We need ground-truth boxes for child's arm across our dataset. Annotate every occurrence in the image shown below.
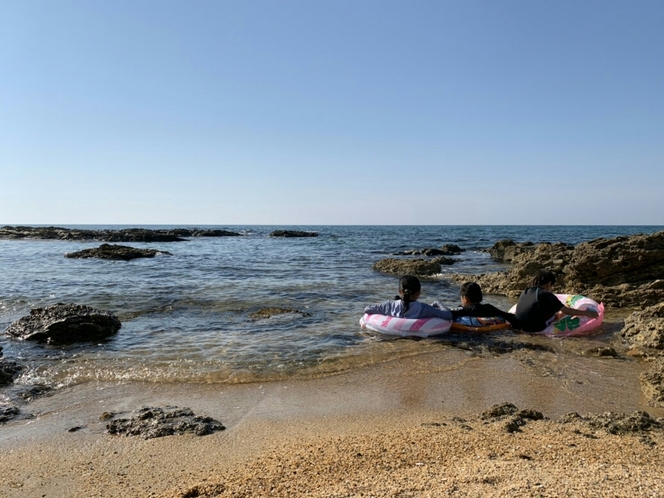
[560,306,599,319]
[364,300,394,315]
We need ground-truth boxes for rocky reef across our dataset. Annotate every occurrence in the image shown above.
[372,258,442,277]
[269,230,318,237]
[0,226,242,242]
[5,303,122,344]
[452,231,664,308]
[65,243,172,261]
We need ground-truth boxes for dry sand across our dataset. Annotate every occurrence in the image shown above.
[1,347,663,498]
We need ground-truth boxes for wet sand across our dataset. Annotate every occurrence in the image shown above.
[1,346,663,497]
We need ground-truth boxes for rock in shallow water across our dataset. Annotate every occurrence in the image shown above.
[5,303,121,344]
[621,303,664,349]
[269,230,318,237]
[372,258,441,276]
[65,243,172,261]
[106,406,225,439]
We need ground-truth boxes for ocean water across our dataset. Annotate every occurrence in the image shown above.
[0,225,661,388]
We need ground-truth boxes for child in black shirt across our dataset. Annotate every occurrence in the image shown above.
[451,282,519,327]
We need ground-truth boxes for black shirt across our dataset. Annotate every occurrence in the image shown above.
[514,286,564,332]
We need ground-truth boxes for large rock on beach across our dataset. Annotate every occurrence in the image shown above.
[0,226,241,242]
[641,356,664,408]
[65,243,172,261]
[5,303,121,344]
[620,303,664,349]
[452,231,664,308]
[269,230,318,237]
[106,406,225,439]
[372,258,441,277]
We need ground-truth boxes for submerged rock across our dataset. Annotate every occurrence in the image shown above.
[65,243,172,261]
[0,360,22,387]
[0,226,241,242]
[372,258,441,277]
[0,404,20,424]
[106,406,225,439]
[269,230,318,237]
[249,308,311,319]
[394,245,465,257]
[621,303,664,349]
[453,231,664,308]
[5,303,121,344]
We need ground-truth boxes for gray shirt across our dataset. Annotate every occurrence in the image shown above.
[364,300,452,320]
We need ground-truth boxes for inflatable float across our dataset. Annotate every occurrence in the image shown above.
[450,316,511,333]
[359,313,452,338]
[508,294,604,337]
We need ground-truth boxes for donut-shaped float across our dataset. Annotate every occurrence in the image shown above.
[359,313,451,338]
[509,294,604,337]
[450,316,512,333]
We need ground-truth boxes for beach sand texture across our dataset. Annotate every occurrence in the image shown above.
[1,347,663,497]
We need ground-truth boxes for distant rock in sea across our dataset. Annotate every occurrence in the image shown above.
[65,244,172,261]
[269,230,318,237]
[0,226,242,242]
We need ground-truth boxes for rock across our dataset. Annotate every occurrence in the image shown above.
[65,244,172,261]
[560,410,662,434]
[453,231,664,308]
[269,230,318,237]
[641,356,664,407]
[487,240,535,263]
[5,303,121,344]
[431,256,456,266]
[440,244,465,255]
[0,226,242,242]
[372,258,441,277]
[393,245,464,257]
[621,303,664,349]
[582,347,618,357]
[249,308,311,319]
[480,403,543,433]
[0,404,20,423]
[0,360,22,386]
[106,406,225,439]
[480,402,519,419]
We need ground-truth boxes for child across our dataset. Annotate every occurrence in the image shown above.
[364,275,452,320]
[514,269,599,332]
[451,282,519,327]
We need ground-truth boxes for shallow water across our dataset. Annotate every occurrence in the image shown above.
[0,225,661,389]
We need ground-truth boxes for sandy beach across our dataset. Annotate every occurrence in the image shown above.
[1,344,663,498]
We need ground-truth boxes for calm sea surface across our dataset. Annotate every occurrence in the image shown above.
[1,225,661,388]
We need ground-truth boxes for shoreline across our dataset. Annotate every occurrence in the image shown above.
[1,348,663,497]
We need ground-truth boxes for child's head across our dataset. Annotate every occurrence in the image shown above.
[531,269,556,288]
[460,282,482,305]
[398,275,421,312]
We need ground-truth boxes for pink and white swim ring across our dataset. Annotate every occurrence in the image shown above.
[359,313,452,338]
[508,294,604,337]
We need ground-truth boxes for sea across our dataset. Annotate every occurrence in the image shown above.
[1,225,662,390]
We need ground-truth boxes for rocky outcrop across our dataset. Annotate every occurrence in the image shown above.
[621,303,664,349]
[269,230,318,237]
[65,244,172,261]
[106,406,225,439]
[487,239,535,263]
[5,303,121,344]
[560,410,662,434]
[453,231,664,308]
[395,245,465,257]
[0,226,242,242]
[641,356,664,408]
[372,258,441,277]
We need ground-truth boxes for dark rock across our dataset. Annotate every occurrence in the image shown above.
[481,402,519,419]
[269,230,318,237]
[249,308,311,319]
[0,226,242,242]
[372,258,441,277]
[453,231,664,308]
[65,243,172,261]
[504,416,526,433]
[106,406,225,439]
[14,384,53,401]
[5,303,121,344]
[487,239,535,263]
[440,244,465,255]
[0,360,22,386]
[641,356,664,407]
[621,303,664,349]
[0,404,20,423]
[517,409,544,420]
[431,256,457,266]
[584,411,661,435]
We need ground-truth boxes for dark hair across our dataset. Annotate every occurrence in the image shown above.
[460,282,482,304]
[531,269,556,287]
[397,275,421,313]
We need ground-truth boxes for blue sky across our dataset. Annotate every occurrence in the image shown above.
[1,1,663,225]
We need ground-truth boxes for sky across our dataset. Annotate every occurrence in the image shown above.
[1,1,663,225]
